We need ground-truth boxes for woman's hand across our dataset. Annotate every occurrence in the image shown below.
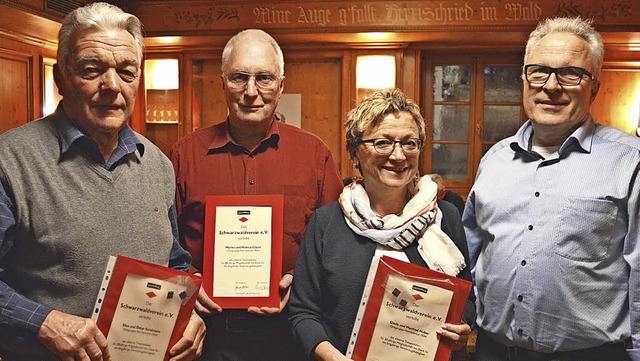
[436,322,471,351]
[314,341,353,361]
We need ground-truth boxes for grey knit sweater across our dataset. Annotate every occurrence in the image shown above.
[0,112,175,359]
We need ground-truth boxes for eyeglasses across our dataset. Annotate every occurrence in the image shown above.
[223,71,281,91]
[524,64,595,86]
[359,138,423,155]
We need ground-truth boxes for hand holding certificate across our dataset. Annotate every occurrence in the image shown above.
[92,255,201,361]
[203,194,284,309]
[347,256,471,361]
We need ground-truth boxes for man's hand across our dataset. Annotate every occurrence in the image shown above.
[194,274,222,315]
[436,322,472,352]
[248,273,293,316]
[38,310,111,361]
[168,310,206,360]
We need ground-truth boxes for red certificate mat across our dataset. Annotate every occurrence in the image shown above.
[203,194,284,309]
[92,255,201,361]
[350,256,472,361]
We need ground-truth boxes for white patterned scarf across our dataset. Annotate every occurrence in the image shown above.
[339,175,466,276]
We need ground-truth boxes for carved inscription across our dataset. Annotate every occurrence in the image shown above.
[339,5,376,25]
[140,1,638,31]
[254,7,291,24]
[174,7,239,27]
[480,5,498,20]
[554,1,632,20]
[255,2,544,26]
[385,3,475,24]
[297,6,331,26]
[174,10,213,27]
[505,3,543,20]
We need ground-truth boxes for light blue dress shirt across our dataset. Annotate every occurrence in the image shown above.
[463,116,640,358]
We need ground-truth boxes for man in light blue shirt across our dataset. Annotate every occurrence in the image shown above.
[463,17,640,361]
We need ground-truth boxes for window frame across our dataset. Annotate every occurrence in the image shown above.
[422,52,526,195]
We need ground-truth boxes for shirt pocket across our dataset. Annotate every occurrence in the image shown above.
[276,185,314,244]
[553,197,618,262]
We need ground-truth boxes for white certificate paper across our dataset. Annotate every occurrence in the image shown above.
[107,274,186,361]
[213,205,272,297]
[366,273,454,361]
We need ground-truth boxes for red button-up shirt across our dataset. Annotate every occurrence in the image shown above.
[169,119,343,274]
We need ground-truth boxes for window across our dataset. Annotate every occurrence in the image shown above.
[422,54,524,194]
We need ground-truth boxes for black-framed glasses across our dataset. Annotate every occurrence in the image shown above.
[524,64,595,86]
[359,138,423,155]
[223,71,281,91]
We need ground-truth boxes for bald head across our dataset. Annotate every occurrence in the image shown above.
[221,29,284,77]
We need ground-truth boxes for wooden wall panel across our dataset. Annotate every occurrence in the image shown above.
[0,2,60,48]
[590,68,640,135]
[340,51,355,178]
[0,2,58,135]
[400,49,421,102]
[145,122,178,155]
[284,57,343,173]
[190,57,226,131]
[0,50,31,134]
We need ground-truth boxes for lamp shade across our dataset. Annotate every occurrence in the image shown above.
[145,59,179,90]
[356,55,395,89]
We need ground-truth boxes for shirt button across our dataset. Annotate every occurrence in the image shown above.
[249,180,255,185]
[534,192,540,197]
[517,295,523,302]
[528,225,533,231]
[521,260,526,266]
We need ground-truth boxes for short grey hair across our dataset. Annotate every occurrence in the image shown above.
[525,17,604,77]
[57,2,144,69]
[221,29,285,76]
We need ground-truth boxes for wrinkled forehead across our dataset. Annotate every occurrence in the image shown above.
[68,28,142,65]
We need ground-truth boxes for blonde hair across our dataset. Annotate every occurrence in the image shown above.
[345,89,425,153]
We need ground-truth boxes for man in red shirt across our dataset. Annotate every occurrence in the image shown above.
[169,29,343,360]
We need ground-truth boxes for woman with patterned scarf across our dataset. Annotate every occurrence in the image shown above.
[288,88,474,361]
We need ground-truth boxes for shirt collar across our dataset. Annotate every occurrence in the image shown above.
[510,116,594,156]
[53,102,145,159]
[208,117,280,153]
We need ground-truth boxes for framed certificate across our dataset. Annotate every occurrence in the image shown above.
[347,256,471,361]
[203,194,284,309]
[92,255,201,361]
